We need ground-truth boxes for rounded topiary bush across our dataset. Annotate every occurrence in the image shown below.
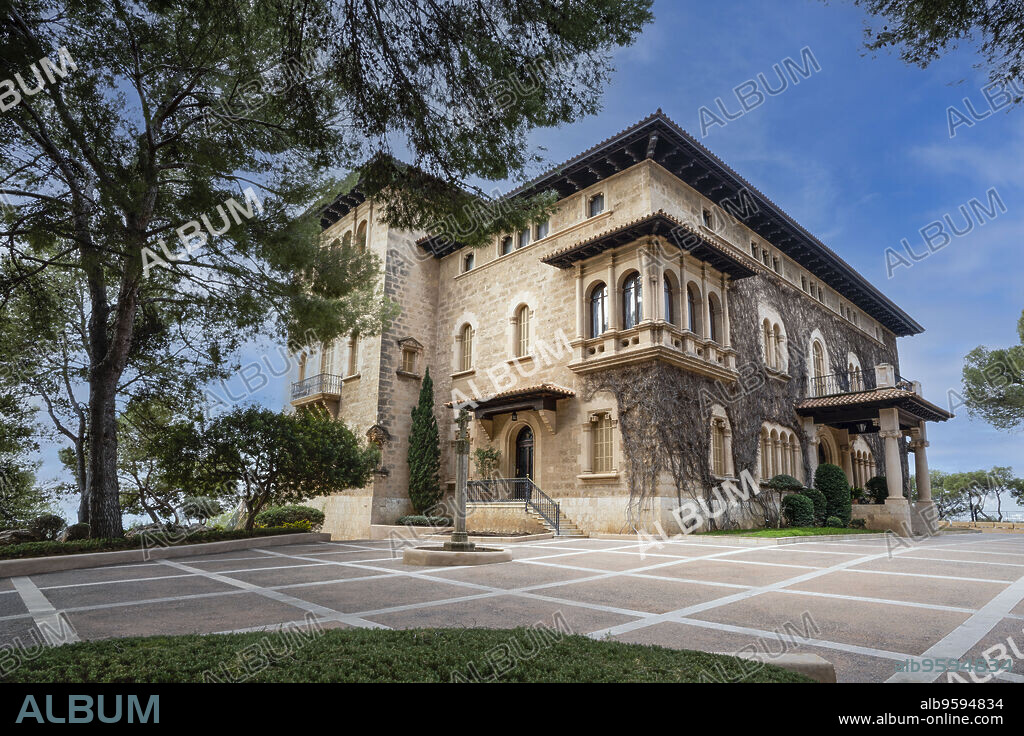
[767,474,803,492]
[825,515,844,528]
[814,463,852,527]
[253,506,325,532]
[781,494,815,527]
[800,487,827,525]
[61,522,90,541]
[30,514,66,541]
[865,476,889,505]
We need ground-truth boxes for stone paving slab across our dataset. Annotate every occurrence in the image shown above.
[2,533,1023,683]
[688,591,970,656]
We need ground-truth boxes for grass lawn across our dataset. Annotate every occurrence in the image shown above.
[0,628,813,683]
[699,526,877,537]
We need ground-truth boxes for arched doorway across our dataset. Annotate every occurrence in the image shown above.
[515,426,534,481]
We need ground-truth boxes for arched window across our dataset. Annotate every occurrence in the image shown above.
[592,413,613,473]
[811,340,826,395]
[622,272,642,329]
[773,324,783,369]
[500,236,513,256]
[459,324,473,372]
[711,418,727,477]
[297,352,308,382]
[663,274,675,325]
[687,285,698,334]
[516,306,530,357]
[708,294,721,344]
[356,221,368,251]
[342,231,352,248]
[589,282,608,338]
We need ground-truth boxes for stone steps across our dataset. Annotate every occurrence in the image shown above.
[526,509,587,537]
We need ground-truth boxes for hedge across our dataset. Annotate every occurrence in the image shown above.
[254,505,325,531]
[396,515,453,527]
[781,494,815,527]
[0,527,309,560]
[800,487,827,525]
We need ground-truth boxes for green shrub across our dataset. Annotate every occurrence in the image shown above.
[781,494,815,527]
[800,487,827,525]
[767,474,804,492]
[396,515,452,527]
[408,370,442,514]
[850,486,865,502]
[30,514,66,541]
[62,522,90,541]
[254,505,325,531]
[825,515,844,528]
[865,476,889,504]
[814,463,852,527]
[849,518,867,529]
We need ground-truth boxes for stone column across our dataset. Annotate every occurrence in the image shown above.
[838,430,854,485]
[701,264,711,339]
[575,264,585,340]
[679,252,689,332]
[445,409,475,552]
[803,417,819,482]
[607,254,620,332]
[879,408,904,501]
[911,422,932,502]
[721,275,731,348]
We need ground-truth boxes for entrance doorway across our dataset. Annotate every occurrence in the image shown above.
[515,425,534,481]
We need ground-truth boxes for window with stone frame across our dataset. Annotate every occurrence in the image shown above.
[516,305,531,357]
[588,193,605,218]
[592,413,614,473]
[459,324,473,372]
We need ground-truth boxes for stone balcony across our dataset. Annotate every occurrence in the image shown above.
[290,373,343,417]
[569,320,738,381]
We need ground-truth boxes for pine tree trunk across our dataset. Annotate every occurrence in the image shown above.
[86,371,123,538]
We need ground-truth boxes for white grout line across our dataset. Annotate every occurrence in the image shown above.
[10,576,80,646]
[158,559,388,631]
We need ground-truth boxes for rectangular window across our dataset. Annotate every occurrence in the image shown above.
[593,415,613,473]
[762,249,771,266]
[320,342,334,375]
[347,335,359,376]
[588,194,605,218]
[401,348,417,373]
[801,276,808,292]
[702,209,712,227]
[536,220,549,240]
[517,229,530,249]
[462,252,474,272]
[712,424,725,476]
[501,236,513,255]
[773,257,781,273]
[751,241,758,257]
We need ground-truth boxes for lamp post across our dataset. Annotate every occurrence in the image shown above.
[444,409,476,552]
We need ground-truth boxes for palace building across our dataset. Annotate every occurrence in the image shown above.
[289,111,951,539]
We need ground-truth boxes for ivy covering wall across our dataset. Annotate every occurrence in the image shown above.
[584,272,906,531]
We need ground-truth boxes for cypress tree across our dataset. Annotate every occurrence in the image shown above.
[408,369,441,513]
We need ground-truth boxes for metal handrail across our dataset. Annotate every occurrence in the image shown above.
[467,477,561,535]
[290,373,344,400]
[804,368,875,398]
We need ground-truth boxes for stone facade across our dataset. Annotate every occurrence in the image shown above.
[290,112,947,539]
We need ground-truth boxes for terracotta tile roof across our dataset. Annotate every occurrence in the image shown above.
[796,388,953,421]
[445,382,575,408]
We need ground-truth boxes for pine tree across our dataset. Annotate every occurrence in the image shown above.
[408,369,441,514]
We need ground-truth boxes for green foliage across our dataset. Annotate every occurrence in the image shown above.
[157,407,378,530]
[781,494,815,527]
[800,487,827,525]
[0,0,652,539]
[767,474,804,492]
[851,486,865,502]
[825,515,844,528]
[0,628,811,683]
[849,518,867,529]
[936,466,1024,522]
[473,447,502,480]
[814,463,852,527]
[396,515,453,527]
[865,476,889,504]
[961,310,1024,431]
[0,527,308,560]
[254,505,326,532]
[0,394,48,527]
[29,514,66,541]
[408,370,442,514]
[852,1,1024,106]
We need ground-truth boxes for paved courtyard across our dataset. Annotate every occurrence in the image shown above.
[2,532,1023,683]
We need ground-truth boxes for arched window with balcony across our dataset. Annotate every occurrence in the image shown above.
[458,324,473,372]
[515,305,531,357]
[356,220,368,251]
[622,272,642,329]
[589,282,608,338]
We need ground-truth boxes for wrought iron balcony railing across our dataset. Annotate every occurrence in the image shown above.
[802,368,915,398]
[290,373,344,401]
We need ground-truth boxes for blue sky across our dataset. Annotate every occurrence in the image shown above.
[38,0,1023,516]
